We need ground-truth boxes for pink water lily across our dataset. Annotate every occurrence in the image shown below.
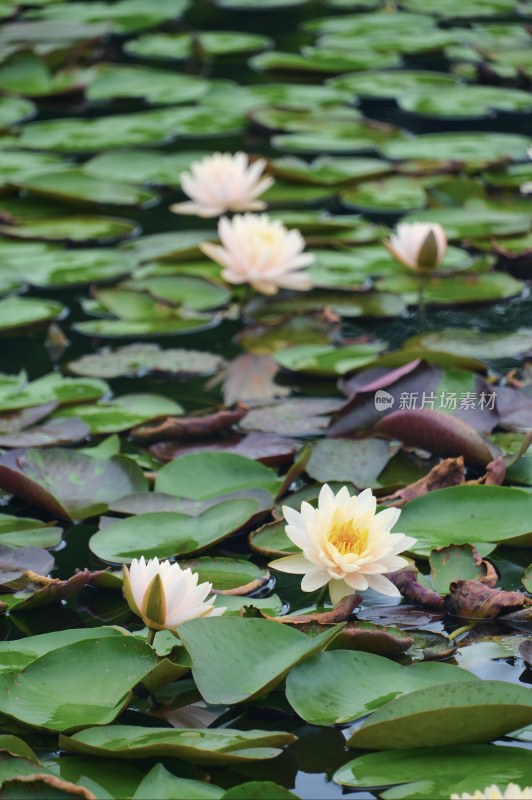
[385,221,447,272]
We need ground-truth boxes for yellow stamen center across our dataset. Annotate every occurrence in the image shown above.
[328,519,368,556]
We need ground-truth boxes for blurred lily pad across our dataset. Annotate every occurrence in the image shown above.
[381,133,531,167]
[330,69,459,98]
[83,149,210,188]
[56,394,183,434]
[25,0,190,35]
[375,273,525,305]
[17,168,157,207]
[87,65,210,105]
[0,215,138,243]
[125,31,273,60]
[0,96,35,129]
[0,297,64,333]
[67,344,225,379]
[405,328,532,360]
[274,342,385,376]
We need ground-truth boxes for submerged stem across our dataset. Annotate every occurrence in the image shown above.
[417,273,427,331]
[146,628,156,646]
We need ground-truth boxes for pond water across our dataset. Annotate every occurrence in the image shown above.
[0,0,531,798]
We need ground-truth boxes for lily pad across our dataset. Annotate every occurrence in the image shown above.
[0,372,108,413]
[381,133,531,167]
[25,0,191,35]
[17,168,157,207]
[306,438,395,486]
[0,514,62,549]
[89,500,261,563]
[330,69,459,99]
[0,447,148,521]
[0,52,95,98]
[399,86,532,118]
[0,417,89,448]
[124,276,230,311]
[87,65,209,105]
[346,680,532,749]
[178,557,269,595]
[155,452,280,499]
[67,344,225,379]
[83,149,209,188]
[239,398,343,437]
[0,635,157,732]
[60,725,295,765]
[0,96,35,129]
[179,616,343,705]
[56,394,183,434]
[400,485,532,556]
[333,744,532,798]
[0,215,138,243]
[274,342,385,377]
[125,31,273,61]
[375,273,525,305]
[0,297,64,333]
[286,651,476,725]
[405,328,532,360]
[340,176,429,212]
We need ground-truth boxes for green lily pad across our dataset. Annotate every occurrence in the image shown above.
[56,394,183,434]
[0,447,148,521]
[271,155,390,186]
[19,106,244,153]
[124,276,230,311]
[67,344,225,379]
[0,635,157,732]
[400,485,532,557]
[16,247,135,288]
[246,290,406,322]
[87,65,209,104]
[0,514,62,549]
[155,452,280,499]
[405,328,532,360]
[483,162,532,189]
[132,765,223,800]
[83,149,210,188]
[0,150,66,188]
[0,52,95,98]
[0,371,108,412]
[333,744,532,798]
[375,273,525,305]
[286,651,476,725]
[330,69,459,98]
[249,521,298,557]
[340,176,428,212]
[0,215,138,243]
[89,500,260,563]
[381,133,531,167]
[346,680,532,749]
[25,0,190,35]
[250,47,401,75]
[399,86,532,118]
[304,11,435,36]
[17,168,157,207]
[125,31,273,60]
[274,342,385,376]
[179,616,343,704]
[60,724,295,765]
[272,119,399,155]
[121,230,214,262]
[429,544,486,594]
[178,557,268,594]
[0,297,64,333]
[399,0,519,17]
[0,96,35,129]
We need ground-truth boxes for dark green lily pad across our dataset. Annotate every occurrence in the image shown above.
[286,651,476,725]
[89,500,260,563]
[0,447,148,521]
[0,635,157,732]
[333,744,532,798]
[0,514,62,549]
[0,150,66,188]
[245,290,406,323]
[0,52,95,98]
[125,31,273,60]
[179,616,342,705]
[67,344,225,379]
[60,724,295,765]
[346,680,532,749]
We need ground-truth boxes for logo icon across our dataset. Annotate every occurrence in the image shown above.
[374,390,394,412]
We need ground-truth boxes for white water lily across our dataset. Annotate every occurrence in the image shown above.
[269,484,416,605]
[200,213,313,295]
[451,785,532,799]
[170,151,273,217]
[123,557,225,632]
[384,221,447,272]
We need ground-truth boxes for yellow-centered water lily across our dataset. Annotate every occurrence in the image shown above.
[123,557,225,632]
[269,484,416,605]
[384,221,447,273]
[170,151,273,217]
[451,785,532,799]
[200,213,313,295]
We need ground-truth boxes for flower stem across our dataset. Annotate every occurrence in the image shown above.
[315,585,329,607]
[448,623,475,642]
[146,628,156,646]
[417,273,427,332]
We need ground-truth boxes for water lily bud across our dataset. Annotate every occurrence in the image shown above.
[451,784,532,799]
[200,213,313,295]
[123,557,225,632]
[384,222,447,273]
[269,484,416,606]
[170,151,273,218]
